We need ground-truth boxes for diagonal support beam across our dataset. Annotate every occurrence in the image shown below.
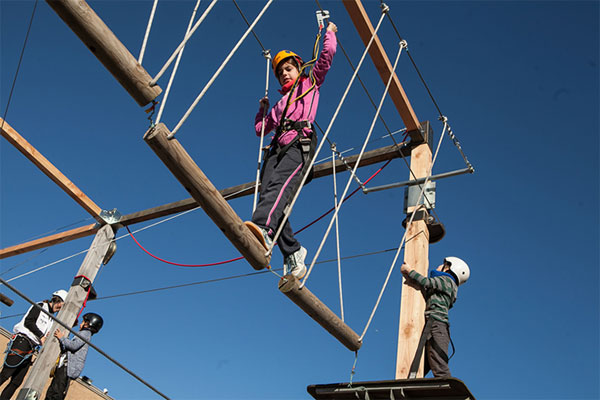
[279,274,362,351]
[343,0,420,131]
[1,118,103,222]
[144,123,270,271]
[0,137,425,260]
[46,0,162,106]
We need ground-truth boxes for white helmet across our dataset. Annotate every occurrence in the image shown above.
[445,257,470,286]
[52,289,68,302]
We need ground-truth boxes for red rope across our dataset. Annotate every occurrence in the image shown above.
[74,274,92,320]
[128,160,391,267]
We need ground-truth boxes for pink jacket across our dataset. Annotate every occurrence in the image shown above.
[255,30,337,146]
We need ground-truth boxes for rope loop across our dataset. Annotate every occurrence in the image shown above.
[400,39,408,49]
[438,115,448,124]
[380,2,390,14]
[262,49,271,60]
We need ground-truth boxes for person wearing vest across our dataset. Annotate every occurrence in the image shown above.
[251,21,338,278]
[44,312,103,400]
[0,289,67,399]
[400,257,470,378]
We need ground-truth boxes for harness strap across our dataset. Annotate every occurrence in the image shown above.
[408,317,433,379]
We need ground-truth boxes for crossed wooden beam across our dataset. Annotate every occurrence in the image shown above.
[3,0,428,363]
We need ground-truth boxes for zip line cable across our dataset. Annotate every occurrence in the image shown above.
[359,120,448,342]
[138,0,159,64]
[0,249,47,277]
[155,0,202,125]
[0,0,38,135]
[380,4,474,171]
[268,6,390,258]
[150,0,218,86]
[301,33,403,289]
[232,0,268,53]
[170,0,274,137]
[0,246,400,320]
[0,278,171,400]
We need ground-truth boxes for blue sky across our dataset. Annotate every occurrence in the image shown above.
[1,1,598,399]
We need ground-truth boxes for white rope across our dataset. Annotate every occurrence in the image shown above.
[155,0,202,124]
[170,0,273,137]
[2,207,202,284]
[267,8,388,257]
[253,51,272,213]
[359,119,448,342]
[150,0,218,86]
[332,146,345,321]
[299,35,403,289]
[138,0,159,64]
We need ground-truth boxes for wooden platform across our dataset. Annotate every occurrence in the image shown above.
[307,377,475,400]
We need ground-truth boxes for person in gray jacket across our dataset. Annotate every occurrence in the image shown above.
[44,312,103,400]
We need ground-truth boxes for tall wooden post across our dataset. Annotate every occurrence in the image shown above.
[395,140,432,379]
[16,224,115,400]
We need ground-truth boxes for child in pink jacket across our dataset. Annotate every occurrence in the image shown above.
[251,22,338,278]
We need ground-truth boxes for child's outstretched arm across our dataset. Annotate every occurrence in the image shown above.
[312,21,338,87]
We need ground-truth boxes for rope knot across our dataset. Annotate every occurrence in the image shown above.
[399,40,408,49]
[262,49,271,60]
[380,3,390,13]
[438,115,448,123]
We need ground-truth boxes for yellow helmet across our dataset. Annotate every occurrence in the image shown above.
[272,50,303,77]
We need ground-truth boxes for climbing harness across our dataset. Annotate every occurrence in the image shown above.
[268,5,389,260]
[3,334,37,368]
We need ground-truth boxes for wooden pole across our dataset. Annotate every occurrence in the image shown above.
[278,275,362,351]
[0,141,419,260]
[342,0,420,132]
[395,142,432,378]
[144,123,270,271]
[15,224,115,400]
[1,118,104,222]
[46,0,162,106]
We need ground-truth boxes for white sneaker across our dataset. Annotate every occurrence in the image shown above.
[284,246,307,279]
[259,227,273,248]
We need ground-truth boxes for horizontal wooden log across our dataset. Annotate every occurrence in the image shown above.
[279,274,362,351]
[0,140,418,260]
[0,223,99,260]
[144,123,270,271]
[46,0,162,106]
[1,118,103,222]
[0,293,14,307]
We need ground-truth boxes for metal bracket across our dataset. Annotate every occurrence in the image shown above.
[100,208,122,224]
[71,276,97,300]
[403,182,436,213]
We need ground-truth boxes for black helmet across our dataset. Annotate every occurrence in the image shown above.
[82,313,104,334]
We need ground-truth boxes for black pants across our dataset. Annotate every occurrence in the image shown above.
[0,335,34,399]
[252,144,304,259]
[44,365,71,400]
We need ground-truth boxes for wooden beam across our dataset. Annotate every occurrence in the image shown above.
[0,140,420,260]
[0,118,103,222]
[279,274,362,351]
[16,225,115,400]
[122,141,418,226]
[396,143,432,378]
[342,0,420,131]
[0,223,98,260]
[46,0,162,106]
[144,123,270,271]
[0,293,14,307]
